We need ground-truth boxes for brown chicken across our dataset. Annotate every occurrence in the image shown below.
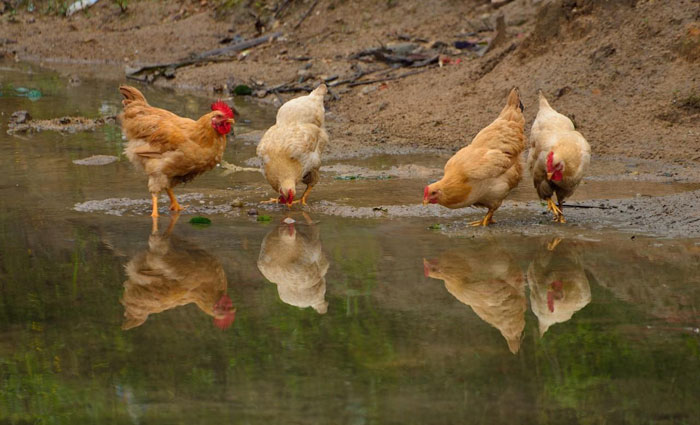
[423,88,525,226]
[119,85,235,217]
[527,91,590,223]
[257,215,329,314]
[424,245,526,354]
[527,238,591,336]
[257,84,329,206]
[120,216,236,330]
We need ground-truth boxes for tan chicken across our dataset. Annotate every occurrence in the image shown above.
[423,88,525,226]
[120,216,236,330]
[257,215,329,314]
[257,84,329,206]
[423,246,526,354]
[527,238,591,336]
[119,85,235,217]
[527,91,591,223]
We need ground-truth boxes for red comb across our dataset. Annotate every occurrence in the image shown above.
[213,294,236,330]
[546,151,554,171]
[423,186,430,200]
[211,101,234,119]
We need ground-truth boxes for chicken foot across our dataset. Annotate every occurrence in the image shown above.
[292,185,313,206]
[469,209,496,227]
[166,188,185,212]
[546,198,565,223]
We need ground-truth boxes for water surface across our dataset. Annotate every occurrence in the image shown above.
[1,62,699,425]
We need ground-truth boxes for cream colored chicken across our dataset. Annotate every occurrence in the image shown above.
[423,88,525,226]
[120,216,236,330]
[257,215,329,313]
[423,246,526,354]
[527,91,591,223]
[257,84,329,207]
[527,238,591,336]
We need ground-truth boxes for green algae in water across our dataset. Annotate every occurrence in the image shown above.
[256,215,272,222]
[189,216,212,227]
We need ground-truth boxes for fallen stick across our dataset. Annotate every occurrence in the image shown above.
[294,0,319,29]
[347,67,433,87]
[126,32,282,79]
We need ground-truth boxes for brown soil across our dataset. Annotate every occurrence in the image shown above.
[1,0,699,164]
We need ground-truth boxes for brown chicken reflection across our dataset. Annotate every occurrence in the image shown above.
[423,245,526,354]
[121,216,236,330]
[527,238,591,336]
[257,214,329,314]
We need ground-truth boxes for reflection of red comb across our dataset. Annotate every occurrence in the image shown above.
[211,100,234,119]
[213,294,236,330]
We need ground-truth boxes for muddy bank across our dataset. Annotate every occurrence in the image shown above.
[2,0,698,164]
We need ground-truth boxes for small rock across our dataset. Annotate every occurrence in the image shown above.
[10,110,31,124]
[297,69,313,83]
[361,85,378,95]
[247,208,258,215]
[231,199,244,208]
[163,67,176,79]
[72,155,119,166]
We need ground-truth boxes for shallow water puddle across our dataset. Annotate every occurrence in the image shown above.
[1,62,700,424]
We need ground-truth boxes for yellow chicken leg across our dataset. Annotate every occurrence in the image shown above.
[261,198,280,204]
[547,237,563,251]
[546,198,564,223]
[292,185,313,206]
[166,188,184,212]
[151,194,159,218]
[469,209,496,227]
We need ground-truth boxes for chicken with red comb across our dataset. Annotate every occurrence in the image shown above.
[120,216,235,330]
[257,84,328,207]
[119,85,235,217]
[527,91,590,223]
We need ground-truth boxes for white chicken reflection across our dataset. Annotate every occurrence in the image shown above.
[527,238,591,336]
[120,215,236,330]
[423,246,526,354]
[257,214,329,314]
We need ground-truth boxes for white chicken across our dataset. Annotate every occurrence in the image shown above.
[527,91,591,223]
[257,84,329,206]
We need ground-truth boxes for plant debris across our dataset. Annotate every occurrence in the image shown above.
[189,216,212,227]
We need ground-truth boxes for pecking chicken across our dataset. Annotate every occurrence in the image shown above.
[424,244,526,354]
[527,238,591,336]
[256,84,329,207]
[257,214,329,314]
[119,85,235,217]
[527,91,590,223]
[120,215,236,330]
[423,88,525,226]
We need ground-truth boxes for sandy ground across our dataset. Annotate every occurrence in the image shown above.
[2,0,698,160]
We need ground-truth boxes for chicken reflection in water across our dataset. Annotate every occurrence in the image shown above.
[423,244,526,354]
[527,238,591,336]
[120,215,236,330]
[257,213,329,314]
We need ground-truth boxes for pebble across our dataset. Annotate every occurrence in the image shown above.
[231,199,244,208]
[247,208,258,215]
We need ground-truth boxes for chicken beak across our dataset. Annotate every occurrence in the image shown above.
[226,118,235,124]
[422,198,429,206]
[546,172,554,180]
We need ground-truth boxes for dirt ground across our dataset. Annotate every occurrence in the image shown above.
[2,0,698,161]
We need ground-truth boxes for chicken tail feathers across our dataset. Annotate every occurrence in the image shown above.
[498,87,525,122]
[505,87,523,112]
[119,85,148,106]
[537,90,552,111]
[311,83,327,97]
